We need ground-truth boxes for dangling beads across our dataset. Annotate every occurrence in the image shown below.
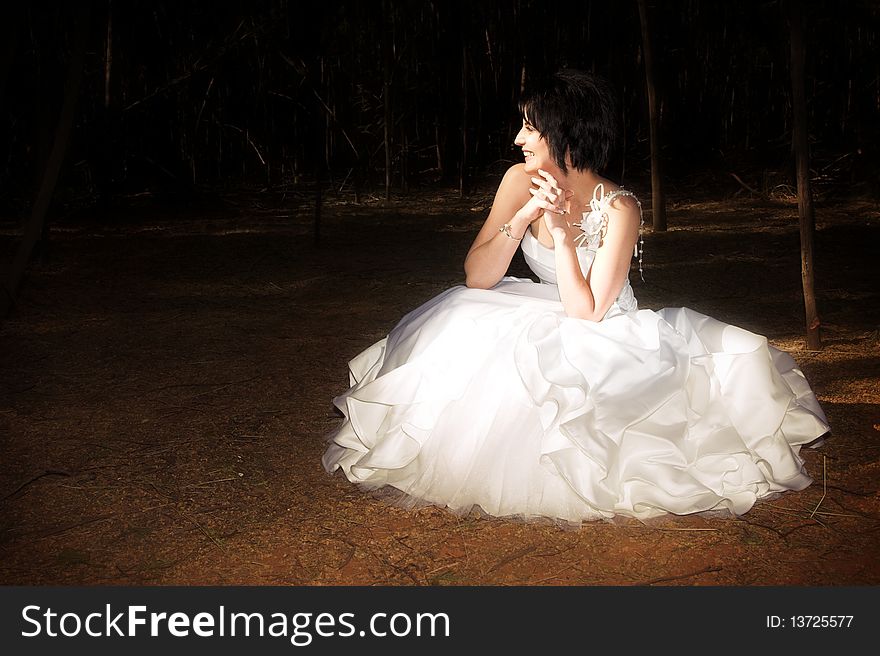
[634,197,645,283]
[638,232,645,283]
[591,185,646,283]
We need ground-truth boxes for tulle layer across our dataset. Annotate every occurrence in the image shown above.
[322,279,829,522]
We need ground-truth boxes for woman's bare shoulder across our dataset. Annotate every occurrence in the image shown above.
[604,187,642,220]
[493,163,531,203]
[499,162,530,186]
[607,192,640,211]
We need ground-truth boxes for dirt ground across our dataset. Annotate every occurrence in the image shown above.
[1,182,878,586]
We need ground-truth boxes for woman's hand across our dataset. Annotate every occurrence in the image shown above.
[515,169,570,228]
[530,169,574,243]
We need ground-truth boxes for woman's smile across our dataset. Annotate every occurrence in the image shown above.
[515,122,548,173]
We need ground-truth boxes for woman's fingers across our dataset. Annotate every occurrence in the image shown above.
[527,189,565,214]
[529,172,569,215]
[563,189,574,215]
[538,169,559,188]
[530,176,554,193]
[529,186,557,203]
[530,175,568,205]
[530,175,558,192]
[529,186,566,213]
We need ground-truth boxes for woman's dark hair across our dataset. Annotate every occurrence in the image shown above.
[518,69,617,174]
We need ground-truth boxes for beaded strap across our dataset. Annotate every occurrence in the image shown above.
[573,183,645,282]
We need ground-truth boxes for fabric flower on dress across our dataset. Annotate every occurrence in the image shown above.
[572,183,610,248]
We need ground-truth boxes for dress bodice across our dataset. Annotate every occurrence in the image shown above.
[520,184,641,315]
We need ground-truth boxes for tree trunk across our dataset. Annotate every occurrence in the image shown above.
[0,5,22,108]
[459,43,468,198]
[1,4,90,317]
[787,1,821,350]
[637,0,667,232]
[99,0,114,206]
[104,1,112,110]
[313,179,322,248]
[382,0,392,200]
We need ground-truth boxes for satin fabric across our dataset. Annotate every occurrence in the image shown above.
[322,191,829,522]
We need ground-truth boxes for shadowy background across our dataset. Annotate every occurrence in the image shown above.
[1,0,879,587]
[1,0,877,215]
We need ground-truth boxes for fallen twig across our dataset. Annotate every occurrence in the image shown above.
[809,456,827,518]
[336,545,356,570]
[487,545,537,574]
[729,172,760,196]
[184,477,240,488]
[176,510,227,553]
[641,564,722,586]
[20,514,116,542]
[2,470,72,502]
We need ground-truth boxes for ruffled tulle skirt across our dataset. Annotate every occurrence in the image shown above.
[322,278,829,522]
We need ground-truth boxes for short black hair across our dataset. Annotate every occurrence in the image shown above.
[518,69,618,174]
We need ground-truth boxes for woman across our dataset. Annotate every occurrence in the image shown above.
[322,70,829,523]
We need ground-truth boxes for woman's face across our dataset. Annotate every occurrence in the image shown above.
[514,119,552,174]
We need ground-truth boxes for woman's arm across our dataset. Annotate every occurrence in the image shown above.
[464,164,564,289]
[548,194,640,321]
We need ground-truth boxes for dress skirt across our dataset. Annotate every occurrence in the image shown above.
[322,278,829,522]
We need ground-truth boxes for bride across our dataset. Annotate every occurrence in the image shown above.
[322,69,830,523]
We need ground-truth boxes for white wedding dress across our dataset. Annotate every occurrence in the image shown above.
[322,187,830,522]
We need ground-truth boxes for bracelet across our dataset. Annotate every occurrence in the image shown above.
[499,223,522,241]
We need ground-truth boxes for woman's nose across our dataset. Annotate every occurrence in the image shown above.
[514,129,525,146]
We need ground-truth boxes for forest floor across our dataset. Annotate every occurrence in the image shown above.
[1,180,879,587]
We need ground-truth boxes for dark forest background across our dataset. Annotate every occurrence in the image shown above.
[1,1,880,592]
[1,0,878,214]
